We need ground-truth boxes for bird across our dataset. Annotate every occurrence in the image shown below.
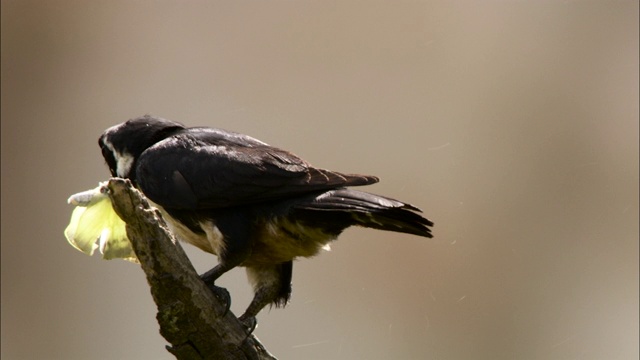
[98,114,433,329]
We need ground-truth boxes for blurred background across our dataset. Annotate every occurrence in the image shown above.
[2,1,638,359]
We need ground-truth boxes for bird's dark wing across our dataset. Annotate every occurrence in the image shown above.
[135,132,378,210]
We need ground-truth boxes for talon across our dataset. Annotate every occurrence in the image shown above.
[238,315,257,335]
[207,284,231,317]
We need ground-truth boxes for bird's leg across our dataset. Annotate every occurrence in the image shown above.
[237,285,280,334]
[241,262,293,333]
[200,262,235,315]
[200,211,254,317]
[200,243,253,316]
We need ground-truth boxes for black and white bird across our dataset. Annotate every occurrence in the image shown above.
[98,115,433,328]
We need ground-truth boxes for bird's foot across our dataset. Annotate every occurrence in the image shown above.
[238,314,257,335]
[204,282,231,317]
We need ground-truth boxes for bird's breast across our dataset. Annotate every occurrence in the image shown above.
[152,203,225,255]
[149,202,335,266]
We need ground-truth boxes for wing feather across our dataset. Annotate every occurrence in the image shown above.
[135,132,378,209]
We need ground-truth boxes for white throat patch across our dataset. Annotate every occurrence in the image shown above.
[115,151,134,177]
[103,139,134,177]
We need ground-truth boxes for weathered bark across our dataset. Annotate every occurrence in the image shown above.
[106,178,276,360]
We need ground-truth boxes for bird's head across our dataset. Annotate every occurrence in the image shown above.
[99,115,185,180]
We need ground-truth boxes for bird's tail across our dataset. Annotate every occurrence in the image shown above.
[292,189,433,238]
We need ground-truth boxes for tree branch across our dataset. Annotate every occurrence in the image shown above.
[106,178,276,360]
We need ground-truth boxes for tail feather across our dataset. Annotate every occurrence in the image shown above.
[293,189,433,238]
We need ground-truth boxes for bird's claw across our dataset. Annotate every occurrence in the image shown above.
[206,284,231,317]
[238,315,257,335]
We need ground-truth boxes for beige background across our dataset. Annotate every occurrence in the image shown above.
[2,1,638,359]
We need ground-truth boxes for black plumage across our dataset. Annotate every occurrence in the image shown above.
[99,115,433,328]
